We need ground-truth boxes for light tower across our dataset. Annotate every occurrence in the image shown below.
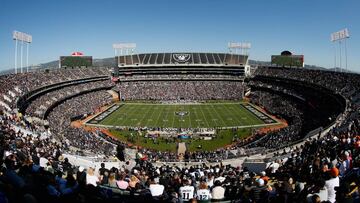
[13,31,32,74]
[112,43,137,66]
[331,28,350,71]
[228,42,251,55]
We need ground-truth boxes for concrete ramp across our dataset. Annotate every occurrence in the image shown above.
[177,142,187,156]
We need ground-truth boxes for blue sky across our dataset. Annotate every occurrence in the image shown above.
[0,0,359,71]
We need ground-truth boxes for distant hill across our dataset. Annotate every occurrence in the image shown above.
[328,67,354,73]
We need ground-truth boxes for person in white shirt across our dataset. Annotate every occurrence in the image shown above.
[206,173,214,188]
[325,168,340,203]
[196,182,212,201]
[211,180,225,200]
[149,178,165,197]
[86,167,99,187]
[214,175,226,183]
[179,179,195,202]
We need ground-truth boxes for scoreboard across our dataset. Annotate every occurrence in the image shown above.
[60,56,92,68]
[271,55,304,67]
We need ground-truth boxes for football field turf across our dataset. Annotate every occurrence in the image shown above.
[99,102,265,128]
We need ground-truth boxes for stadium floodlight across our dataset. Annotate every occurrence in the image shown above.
[228,42,251,49]
[13,31,32,43]
[228,42,251,55]
[330,28,349,42]
[113,43,137,67]
[113,43,136,49]
[13,30,32,74]
[113,43,136,55]
[330,28,350,71]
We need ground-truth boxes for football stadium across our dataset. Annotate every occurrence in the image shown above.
[0,1,359,203]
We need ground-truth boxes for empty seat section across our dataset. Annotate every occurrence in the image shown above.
[125,55,133,65]
[119,56,125,65]
[132,54,140,64]
[164,53,171,64]
[207,53,215,64]
[218,53,226,64]
[214,53,221,64]
[156,53,164,64]
[229,54,239,64]
[149,54,156,64]
[199,53,208,64]
[193,53,200,64]
[143,54,151,64]
[224,54,231,64]
[139,54,146,64]
[239,55,248,64]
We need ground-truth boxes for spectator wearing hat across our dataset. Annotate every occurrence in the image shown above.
[260,171,269,184]
[325,167,340,203]
[76,166,86,186]
[250,178,268,203]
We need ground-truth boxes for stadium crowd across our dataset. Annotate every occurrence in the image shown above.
[0,67,108,110]
[117,81,244,101]
[117,74,242,81]
[1,66,360,202]
[47,90,115,156]
[246,90,303,149]
[254,66,360,99]
[1,109,360,203]
[26,80,112,118]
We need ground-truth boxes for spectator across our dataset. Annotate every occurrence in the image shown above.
[149,178,165,198]
[179,179,195,202]
[325,167,340,203]
[86,167,99,187]
[116,173,129,190]
[250,178,268,203]
[211,180,225,201]
[196,182,211,201]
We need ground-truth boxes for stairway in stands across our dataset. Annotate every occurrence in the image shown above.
[177,142,187,160]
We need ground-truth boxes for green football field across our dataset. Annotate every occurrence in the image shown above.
[99,102,265,128]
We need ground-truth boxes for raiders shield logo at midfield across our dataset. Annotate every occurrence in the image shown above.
[175,111,189,117]
[172,53,191,63]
